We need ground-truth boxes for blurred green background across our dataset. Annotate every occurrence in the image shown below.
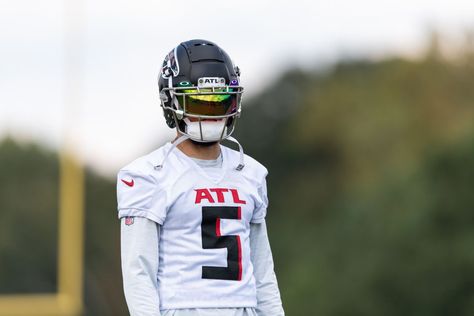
[1,35,474,315]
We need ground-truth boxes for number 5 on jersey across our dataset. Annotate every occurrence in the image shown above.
[201,206,242,281]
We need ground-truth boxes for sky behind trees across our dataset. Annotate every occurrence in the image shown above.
[1,0,474,174]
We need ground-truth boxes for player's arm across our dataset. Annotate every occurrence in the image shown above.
[121,216,162,316]
[250,174,285,316]
[117,168,168,315]
[250,220,285,316]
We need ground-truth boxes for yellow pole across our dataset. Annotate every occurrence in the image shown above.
[57,152,85,316]
[58,0,86,312]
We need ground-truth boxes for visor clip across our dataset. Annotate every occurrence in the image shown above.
[175,109,184,120]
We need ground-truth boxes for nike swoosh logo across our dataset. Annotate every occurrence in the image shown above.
[121,179,134,187]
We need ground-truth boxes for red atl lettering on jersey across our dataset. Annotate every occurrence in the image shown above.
[195,189,215,203]
[209,188,228,203]
[195,188,247,204]
[230,189,246,204]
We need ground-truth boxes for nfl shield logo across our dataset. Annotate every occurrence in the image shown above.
[125,217,134,226]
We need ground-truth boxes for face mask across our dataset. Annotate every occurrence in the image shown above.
[183,118,227,142]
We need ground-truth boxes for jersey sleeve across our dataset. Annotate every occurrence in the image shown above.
[117,168,167,224]
[250,221,285,315]
[251,176,268,223]
[121,217,162,315]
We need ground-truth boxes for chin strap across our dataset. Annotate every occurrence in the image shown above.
[155,134,245,171]
[154,135,189,170]
[225,136,245,171]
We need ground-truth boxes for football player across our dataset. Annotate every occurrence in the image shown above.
[117,39,285,316]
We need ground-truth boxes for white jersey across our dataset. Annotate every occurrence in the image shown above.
[117,142,268,310]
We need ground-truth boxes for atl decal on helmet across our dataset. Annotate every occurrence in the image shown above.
[197,77,226,88]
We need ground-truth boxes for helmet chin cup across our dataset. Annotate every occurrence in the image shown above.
[183,118,227,142]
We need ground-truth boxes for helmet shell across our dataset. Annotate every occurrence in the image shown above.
[158,39,241,129]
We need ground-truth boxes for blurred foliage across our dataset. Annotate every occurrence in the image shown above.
[234,37,474,316]
[1,35,474,315]
[0,139,126,315]
[0,139,58,293]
